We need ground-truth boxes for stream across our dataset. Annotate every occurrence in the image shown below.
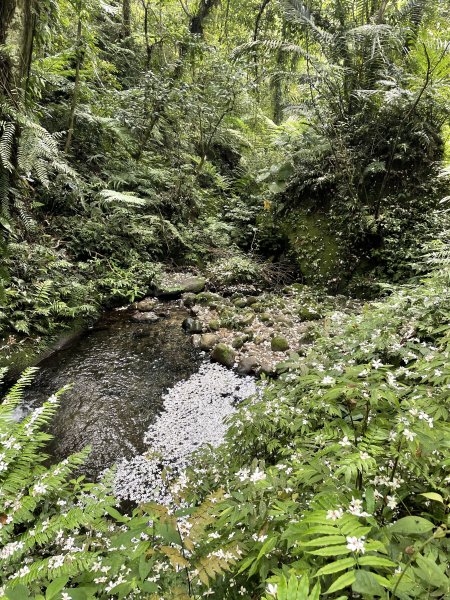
[21,304,202,479]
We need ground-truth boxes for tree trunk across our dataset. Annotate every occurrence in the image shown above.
[65,11,83,153]
[20,0,36,102]
[122,0,131,39]
[0,0,20,100]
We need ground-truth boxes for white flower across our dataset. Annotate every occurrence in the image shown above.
[322,376,335,385]
[372,359,384,369]
[249,468,266,483]
[346,536,366,554]
[266,583,278,597]
[403,429,416,442]
[61,593,72,600]
[348,498,370,517]
[339,436,352,447]
[326,508,344,521]
[360,451,370,460]
[386,495,398,510]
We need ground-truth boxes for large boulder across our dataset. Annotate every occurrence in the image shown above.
[211,343,236,368]
[154,274,207,298]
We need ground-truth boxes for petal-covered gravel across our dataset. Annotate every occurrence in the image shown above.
[113,362,258,504]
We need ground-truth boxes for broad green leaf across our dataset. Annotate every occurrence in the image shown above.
[46,577,70,600]
[415,554,449,588]
[325,570,356,594]
[352,570,385,596]
[308,582,321,600]
[6,586,30,600]
[390,516,434,535]
[419,492,445,504]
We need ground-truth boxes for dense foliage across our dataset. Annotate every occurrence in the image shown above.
[1,233,449,598]
[0,0,449,597]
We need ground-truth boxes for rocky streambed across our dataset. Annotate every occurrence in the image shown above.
[20,273,358,503]
[131,274,360,378]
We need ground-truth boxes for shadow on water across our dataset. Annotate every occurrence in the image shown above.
[22,304,201,479]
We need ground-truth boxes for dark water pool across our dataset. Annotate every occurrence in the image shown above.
[22,305,201,478]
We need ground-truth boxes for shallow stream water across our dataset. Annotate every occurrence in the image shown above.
[22,305,201,479]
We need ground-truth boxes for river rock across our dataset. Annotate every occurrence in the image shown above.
[131,311,160,323]
[182,293,197,308]
[258,361,276,376]
[191,334,202,348]
[271,336,290,351]
[154,275,207,298]
[208,319,221,331]
[237,355,259,375]
[134,298,157,311]
[199,333,219,351]
[211,343,236,368]
[182,318,203,333]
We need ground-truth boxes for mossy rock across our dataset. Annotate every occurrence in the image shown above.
[271,336,290,352]
[232,335,250,349]
[280,208,341,285]
[195,291,223,306]
[259,313,274,326]
[208,319,221,331]
[199,333,219,351]
[181,293,197,308]
[134,298,157,312]
[211,343,236,368]
[233,298,248,308]
[236,312,255,328]
[154,275,206,298]
[298,306,323,321]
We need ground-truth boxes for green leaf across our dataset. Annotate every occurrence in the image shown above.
[46,577,70,600]
[415,554,448,588]
[257,536,279,560]
[6,586,30,600]
[352,570,385,596]
[419,492,444,504]
[389,516,434,535]
[325,570,356,594]
[308,582,321,600]
[301,535,346,547]
[307,545,351,556]
[315,557,356,577]
[357,556,396,568]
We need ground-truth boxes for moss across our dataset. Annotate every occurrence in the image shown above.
[271,336,290,351]
[280,208,341,285]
